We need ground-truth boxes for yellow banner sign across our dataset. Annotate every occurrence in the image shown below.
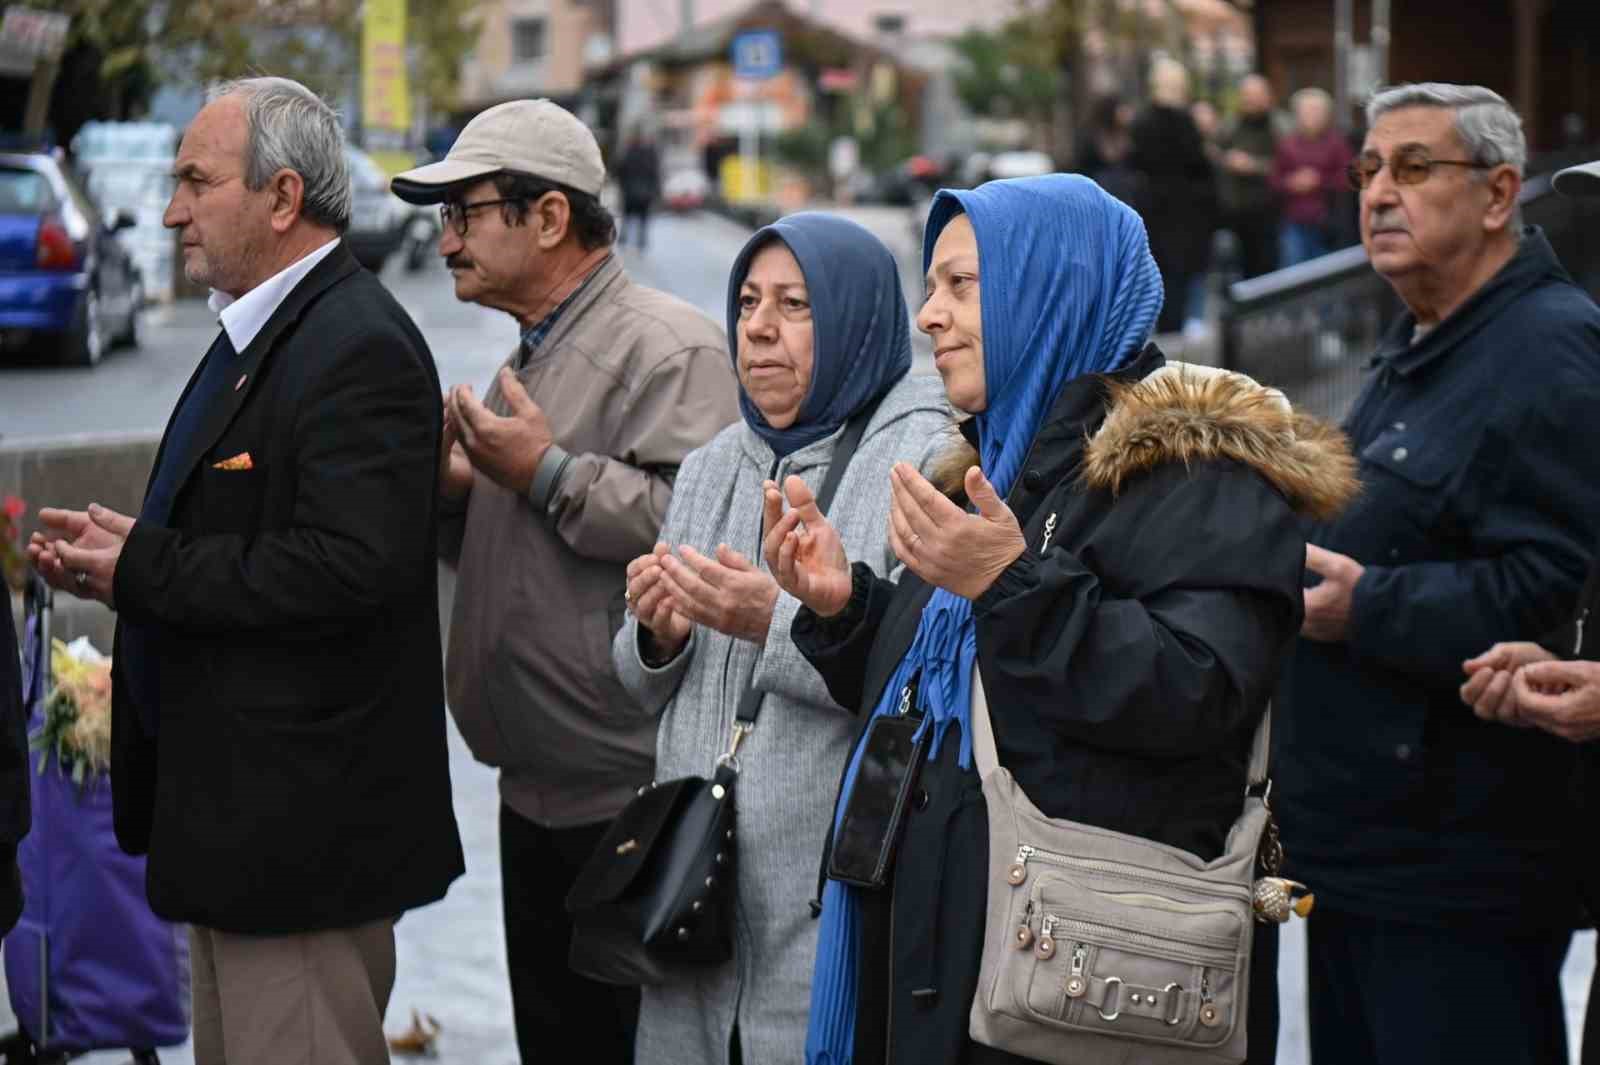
[362,0,409,134]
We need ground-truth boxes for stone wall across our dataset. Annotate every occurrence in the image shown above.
[3,432,160,650]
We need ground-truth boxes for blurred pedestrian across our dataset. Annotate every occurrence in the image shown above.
[613,213,950,1065]
[391,98,739,1065]
[29,76,465,1065]
[1216,74,1282,278]
[1129,58,1217,339]
[1271,87,1354,265]
[783,173,1353,1065]
[1460,155,1600,1065]
[1076,95,1137,204]
[0,588,27,937]
[1192,99,1221,146]
[617,131,663,251]
[1276,84,1600,1065]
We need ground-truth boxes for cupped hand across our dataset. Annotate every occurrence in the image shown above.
[28,504,132,606]
[761,476,853,618]
[658,543,779,643]
[440,392,474,501]
[449,370,554,495]
[626,542,691,660]
[888,463,1024,601]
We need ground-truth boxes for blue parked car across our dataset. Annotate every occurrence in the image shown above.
[0,151,142,366]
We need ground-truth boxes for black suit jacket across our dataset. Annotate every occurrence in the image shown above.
[109,242,464,935]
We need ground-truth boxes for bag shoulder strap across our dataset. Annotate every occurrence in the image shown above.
[971,667,1273,796]
[735,394,885,728]
[1247,705,1271,790]
[972,666,999,778]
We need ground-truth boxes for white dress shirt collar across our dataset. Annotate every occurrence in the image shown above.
[208,238,340,354]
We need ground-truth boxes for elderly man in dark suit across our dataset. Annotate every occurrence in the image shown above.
[1461,155,1600,1065]
[1276,84,1600,1065]
[28,76,464,1065]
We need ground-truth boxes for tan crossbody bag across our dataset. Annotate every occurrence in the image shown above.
[968,668,1273,1065]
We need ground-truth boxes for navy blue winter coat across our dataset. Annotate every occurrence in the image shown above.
[1276,227,1600,929]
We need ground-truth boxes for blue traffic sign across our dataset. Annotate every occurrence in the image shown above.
[731,30,782,80]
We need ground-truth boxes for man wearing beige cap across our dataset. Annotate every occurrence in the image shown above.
[392,100,738,1063]
[1460,154,1600,1065]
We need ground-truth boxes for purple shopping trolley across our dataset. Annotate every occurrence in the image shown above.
[0,575,188,1064]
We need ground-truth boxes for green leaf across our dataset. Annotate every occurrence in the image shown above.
[101,45,144,77]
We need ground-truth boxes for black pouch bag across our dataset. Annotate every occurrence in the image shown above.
[827,672,926,888]
[566,398,880,985]
[567,763,740,985]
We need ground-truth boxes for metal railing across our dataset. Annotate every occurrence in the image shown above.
[1220,172,1600,423]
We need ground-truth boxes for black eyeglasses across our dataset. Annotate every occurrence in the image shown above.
[1346,146,1494,191]
[439,197,523,236]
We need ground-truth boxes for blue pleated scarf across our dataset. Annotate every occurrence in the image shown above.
[726,212,912,457]
[805,174,1164,1064]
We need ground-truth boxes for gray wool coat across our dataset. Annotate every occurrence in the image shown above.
[613,373,952,1065]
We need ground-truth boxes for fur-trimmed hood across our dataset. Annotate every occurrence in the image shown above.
[933,362,1358,520]
[1082,362,1358,519]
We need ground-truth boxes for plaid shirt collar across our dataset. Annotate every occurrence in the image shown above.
[517,257,609,364]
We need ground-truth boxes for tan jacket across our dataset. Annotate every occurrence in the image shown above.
[442,254,738,827]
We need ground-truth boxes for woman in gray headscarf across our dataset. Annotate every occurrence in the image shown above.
[613,213,950,1064]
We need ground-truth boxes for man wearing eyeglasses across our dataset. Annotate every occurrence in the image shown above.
[1459,156,1600,1065]
[391,100,738,1064]
[1275,84,1600,1064]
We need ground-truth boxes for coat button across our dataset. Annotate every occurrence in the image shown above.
[1022,469,1044,492]
[1389,548,1399,559]
[913,788,930,811]
[1391,447,1408,462]
[1393,421,1406,431]
[1395,743,1413,762]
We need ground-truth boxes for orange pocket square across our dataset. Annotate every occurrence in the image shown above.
[212,452,254,471]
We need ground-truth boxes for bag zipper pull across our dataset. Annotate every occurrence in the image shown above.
[1035,914,1057,960]
[1577,608,1589,657]
[1007,844,1035,886]
[895,671,922,717]
[1013,900,1035,950]
[1065,943,1088,998]
[1040,511,1058,552]
[1199,970,1220,1027]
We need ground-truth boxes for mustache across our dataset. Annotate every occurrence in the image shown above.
[1368,210,1410,233]
[446,254,474,270]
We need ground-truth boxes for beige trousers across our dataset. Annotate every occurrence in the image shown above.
[189,918,396,1065]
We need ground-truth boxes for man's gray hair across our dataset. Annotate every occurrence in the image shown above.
[1366,82,1527,177]
[208,77,351,232]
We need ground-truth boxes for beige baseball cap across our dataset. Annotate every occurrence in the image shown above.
[391,99,605,203]
[1553,159,1600,198]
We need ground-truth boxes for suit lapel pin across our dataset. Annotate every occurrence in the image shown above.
[235,373,247,392]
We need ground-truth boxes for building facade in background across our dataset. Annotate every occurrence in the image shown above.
[457,0,619,111]
[1255,0,1598,156]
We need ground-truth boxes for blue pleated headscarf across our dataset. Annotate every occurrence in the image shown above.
[805,174,1164,1064]
[726,212,912,456]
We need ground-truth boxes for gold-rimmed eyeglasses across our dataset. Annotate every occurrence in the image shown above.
[439,198,523,237]
[1346,146,1494,191]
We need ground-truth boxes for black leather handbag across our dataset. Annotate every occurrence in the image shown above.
[565,398,880,986]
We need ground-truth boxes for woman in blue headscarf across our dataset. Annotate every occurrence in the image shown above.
[613,213,951,1065]
[765,175,1356,1065]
